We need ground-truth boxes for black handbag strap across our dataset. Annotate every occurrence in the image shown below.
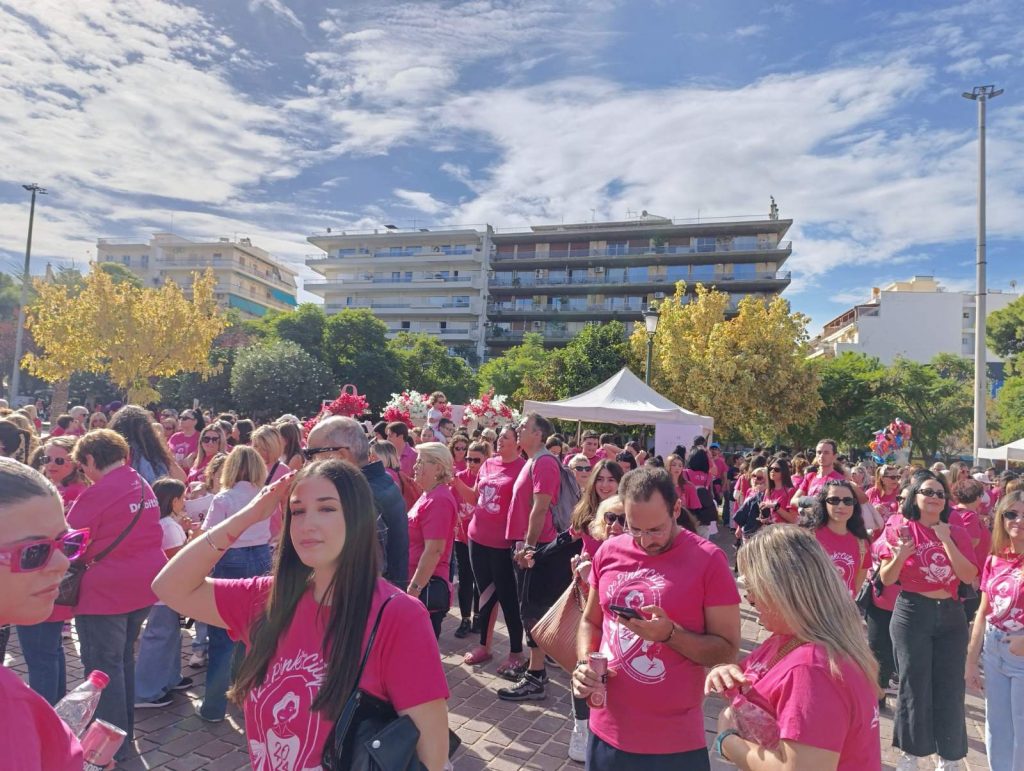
[353,593,399,689]
[86,487,147,567]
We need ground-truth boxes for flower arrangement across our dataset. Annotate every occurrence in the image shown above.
[384,390,430,426]
[303,385,369,437]
[463,388,520,429]
[381,404,414,429]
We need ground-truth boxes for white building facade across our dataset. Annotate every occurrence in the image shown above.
[809,276,1017,366]
[96,233,298,318]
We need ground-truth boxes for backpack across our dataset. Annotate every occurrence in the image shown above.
[693,485,719,526]
[531,451,580,533]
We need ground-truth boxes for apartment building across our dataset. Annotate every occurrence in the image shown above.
[808,275,1017,369]
[305,227,489,362]
[96,233,298,318]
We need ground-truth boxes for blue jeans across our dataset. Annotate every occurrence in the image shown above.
[202,544,271,720]
[134,605,183,702]
[982,625,1024,770]
[76,607,150,760]
[192,621,208,654]
[15,621,67,705]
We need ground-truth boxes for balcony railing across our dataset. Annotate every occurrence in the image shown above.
[157,257,293,289]
[307,246,480,261]
[488,302,646,315]
[492,241,791,262]
[325,301,478,313]
[313,274,475,286]
[488,270,790,287]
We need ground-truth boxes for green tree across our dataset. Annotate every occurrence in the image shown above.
[261,303,327,362]
[322,310,404,409]
[805,353,892,450]
[387,332,477,404]
[477,333,551,405]
[96,261,144,289]
[994,376,1024,441]
[988,295,1024,371]
[550,321,628,400]
[230,340,335,420]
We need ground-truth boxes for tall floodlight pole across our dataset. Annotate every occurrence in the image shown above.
[643,304,660,385]
[10,184,47,402]
[961,86,1002,462]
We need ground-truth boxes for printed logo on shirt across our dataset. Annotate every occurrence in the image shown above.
[247,649,327,771]
[827,548,856,589]
[916,542,953,587]
[478,483,500,514]
[603,568,668,685]
[988,571,1024,632]
[871,703,880,730]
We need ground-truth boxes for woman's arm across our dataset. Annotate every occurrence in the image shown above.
[408,540,445,593]
[720,734,840,771]
[879,539,913,586]
[152,473,293,627]
[396,699,449,771]
[934,523,978,583]
[450,475,478,505]
[965,592,989,691]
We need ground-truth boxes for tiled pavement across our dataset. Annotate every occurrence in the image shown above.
[5,534,992,770]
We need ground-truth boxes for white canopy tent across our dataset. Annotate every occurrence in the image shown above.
[523,367,714,455]
[977,438,1024,463]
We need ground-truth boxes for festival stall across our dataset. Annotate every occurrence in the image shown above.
[522,367,714,456]
[977,438,1024,464]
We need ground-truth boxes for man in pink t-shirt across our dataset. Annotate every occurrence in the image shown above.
[386,421,418,477]
[498,412,573,703]
[790,439,865,507]
[573,466,741,769]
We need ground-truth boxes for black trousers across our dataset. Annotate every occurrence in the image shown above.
[452,541,479,620]
[468,540,524,653]
[864,600,896,690]
[587,734,710,771]
[890,592,969,760]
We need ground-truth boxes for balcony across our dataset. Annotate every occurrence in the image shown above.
[325,299,481,316]
[387,326,480,341]
[487,302,647,321]
[156,257,294,291]
[305,274,480,292]
[490,241,792,270]
[488,270,790,294]
[306,245,481,267]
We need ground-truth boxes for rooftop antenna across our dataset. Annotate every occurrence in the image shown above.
[590,209,597,222]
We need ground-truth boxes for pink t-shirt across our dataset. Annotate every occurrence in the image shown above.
[453,458,467,474]
[214,577,449,771]
[57,481,88,512]
[741,634,881,770]
[677,481,701,512]
[186,455,212,484]
[399,443,417,477]
[468,456,525,549]
[264,460,294,541]
[452,468,477,544]
[712,455,728,480]
[0,666,82,771]
[981,553,1024,633]
[870,535,901,611]
[580,530,603,561]
[506,453,560,544]
[814,527,871,596]
[588,530,740,754]
[407,485,458,587]
[948,507,990,571]
[794,469,845,500]
[66,464,165,615]
[168,431,199,466]
[685,469,711,488]
[763,486,796,523]
[866,488,900,521]
[878,519,974,596]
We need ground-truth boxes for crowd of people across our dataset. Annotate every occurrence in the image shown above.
[0,394,1022,771]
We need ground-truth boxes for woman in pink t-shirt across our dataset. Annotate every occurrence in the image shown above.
[803,481,871,597]
[878,471,977,769]
[966,491,1024,770]
[706,525,881,770]
[950,478,992,623]
[0,459,85,770]
[187,425,227,485]
[407,442,459,639]
[167,409,200,469]
[40,436,90,512]
[154,461,451,771]
[763,457,797,524]
[460,426,527,675]
[867,464,902,523]
[448,434,469,474]
[449,440,489,640]
[667,453,702,517]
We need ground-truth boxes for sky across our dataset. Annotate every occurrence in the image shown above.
[1,0,1023,333]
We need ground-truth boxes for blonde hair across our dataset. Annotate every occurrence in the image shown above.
[251,425,284,465]
[415,442,453,484]
[991,491,1024,557]
[6,412,39,458]
[590,495,624,541]
[220,445,267,489]
[369,439,399,471]
[204,453,228,492]
[738,525,880,696]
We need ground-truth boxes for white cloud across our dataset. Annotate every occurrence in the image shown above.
[247,0,305,31]
[733,24,767,38]
[393,189,447,215]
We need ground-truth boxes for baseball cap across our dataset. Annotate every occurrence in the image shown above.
[709,442,721,449]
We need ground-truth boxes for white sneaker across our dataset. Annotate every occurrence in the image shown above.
[895,752,921,771]
[935,758,964,771]
[568,718,588,763]
[188,651,207,668]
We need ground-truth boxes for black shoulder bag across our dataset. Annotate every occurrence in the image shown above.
[56,488,147,607]
[322,595,427,771]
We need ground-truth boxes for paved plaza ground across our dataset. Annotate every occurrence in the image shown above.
[4,532,992,770]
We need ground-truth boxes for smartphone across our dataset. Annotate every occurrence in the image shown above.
[609,604,643,620]
[899,525,911,540]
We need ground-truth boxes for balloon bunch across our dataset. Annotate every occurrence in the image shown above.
[869,418,913,464]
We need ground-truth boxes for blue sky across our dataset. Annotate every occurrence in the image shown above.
[1,0,1023,333]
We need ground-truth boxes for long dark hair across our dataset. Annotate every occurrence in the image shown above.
[0,419,32,464]
[109,405,173,471]
[766,456,795,491]
[277,421,304,464]
[901,470,952,522]
[802,480,869,540]
[229,460,381,721]
[570,459,624,532]
[686,448,710,474]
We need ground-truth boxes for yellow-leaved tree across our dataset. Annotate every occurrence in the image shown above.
[629,282,822,443]
[24,268,226,404]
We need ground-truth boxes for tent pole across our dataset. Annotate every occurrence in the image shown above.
[576,420,582,447]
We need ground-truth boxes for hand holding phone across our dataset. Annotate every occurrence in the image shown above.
[610,603,644,621]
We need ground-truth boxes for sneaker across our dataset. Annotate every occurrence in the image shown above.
[497,673,547,701]
[470,615,481,634]
[171,676,194,691]
[188,651,207,668]
[568,718,588,762]
[885,680,899,695]
[895,752,921,771]
[935,759,964,771]
[196,705,225,723]
[135,695,172,709]
[453,618,472,639]
[61,622,72,640]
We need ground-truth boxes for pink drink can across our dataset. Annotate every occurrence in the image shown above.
[81,719,126,770]
[588,652,609,709]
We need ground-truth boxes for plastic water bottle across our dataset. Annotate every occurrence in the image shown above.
[54,670,110,736]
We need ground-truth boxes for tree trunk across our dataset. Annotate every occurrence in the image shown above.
[50,378,70,417]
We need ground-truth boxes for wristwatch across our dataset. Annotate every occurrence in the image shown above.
[714,728,740,761]
[408,581,422,593]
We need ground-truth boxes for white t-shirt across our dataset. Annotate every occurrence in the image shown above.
[185,492,214,522]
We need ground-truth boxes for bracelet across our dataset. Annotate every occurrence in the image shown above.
[714,728,740,760]
[205,531,226,552]
[661,624,676,644]
[408,581,422,593]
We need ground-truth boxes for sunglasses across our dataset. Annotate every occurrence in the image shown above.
[303,446,349,461]
[883,474,900,480]
[917,488,946,499]
[769,467,783,472]
[180,415,196,421]
[0,529,90,573]
[454,446,468,453]
[572,466,592,473]
[466,457,483,465]
[752,476,766,482]
[40,456,67,466]
[201,435,220,444]
[1003,511,1020,522]
[603,512,627,526]
[825,496,856,507]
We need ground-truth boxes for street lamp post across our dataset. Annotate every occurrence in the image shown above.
[10,183,46,403]
[643,305,660,385]
[962,85,1002,461]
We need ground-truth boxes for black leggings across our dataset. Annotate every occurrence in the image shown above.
[453,541,479,620]
[864,600,896,690]
[469,540,524,653]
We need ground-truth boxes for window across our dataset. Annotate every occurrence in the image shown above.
[453,295,470,307]
[401,321,411,330]
[122,255,131,265]
[404,271,412,281]
[607,240,628,256]
[439,321,447,330]
[392,271,401,281]
[140,254,149,268]
[696,237,716,253]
